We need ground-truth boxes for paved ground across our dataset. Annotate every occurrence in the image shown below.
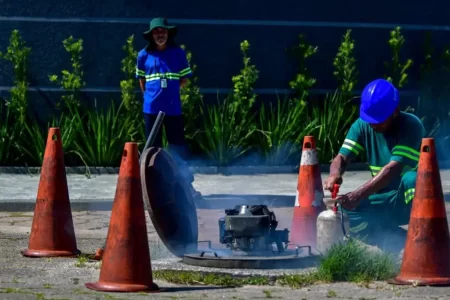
[2,170,450,211]
[2,170,450,299]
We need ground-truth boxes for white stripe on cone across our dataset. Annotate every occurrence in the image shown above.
[295,148,323,207]
[300,149,319,166]
[294,189,324,207]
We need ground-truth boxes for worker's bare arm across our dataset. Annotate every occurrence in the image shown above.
[139,78,146,93]
[337,160,403,210]
[352,160,403,201]
[329,153,352,177]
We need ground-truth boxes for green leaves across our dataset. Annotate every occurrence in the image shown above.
[384,27,413,88]
[256,98,319,165]
[311,90,359,163]
[70,101,138,166]
[288,35,318,100]
[49,36,85,109]
[333,29,358,97]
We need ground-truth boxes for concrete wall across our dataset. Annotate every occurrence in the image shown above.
[1,0,450,113]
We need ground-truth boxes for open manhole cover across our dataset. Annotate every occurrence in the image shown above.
[140,147,198,257]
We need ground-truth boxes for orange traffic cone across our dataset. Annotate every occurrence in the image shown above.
[389,138,450,286]
[290,136,326,250]
[22,128,79,257]
[85,142,160,293]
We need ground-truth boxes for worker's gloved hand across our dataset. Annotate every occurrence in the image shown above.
[323,174,343,192]
[336,192,360,211]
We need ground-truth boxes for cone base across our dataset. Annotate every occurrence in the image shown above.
[388,276,450,286]
[22,249,80,258]
[85,281,160,293]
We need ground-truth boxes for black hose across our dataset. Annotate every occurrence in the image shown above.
[339,204,349,239]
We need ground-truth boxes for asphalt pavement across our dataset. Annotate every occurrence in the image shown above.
[2,170,450,299]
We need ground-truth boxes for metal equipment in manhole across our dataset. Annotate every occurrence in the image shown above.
[140,146,347,270]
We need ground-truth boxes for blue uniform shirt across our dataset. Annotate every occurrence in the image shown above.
[135,45,193,115]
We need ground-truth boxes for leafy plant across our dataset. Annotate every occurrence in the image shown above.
[256,96,320,165]
[195,40,260,165]
[119,35,142,142]
[70,101,138,166]
[407,32,450,144]
[0,102,21,165]
[289,34,318,101]
[49,36,85,110]
[195,96,256,166]
[231,40,259,114]
[311,90,358,163]
[120,35,139,114]
[0,29,31,126]
[180,44,203,142]
[384,27,413,88]
[19,114,78,166]
[333,29,358,98]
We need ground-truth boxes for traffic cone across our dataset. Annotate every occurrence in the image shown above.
[22,127,79,257]
[85,142,159,293]
[290,136,326,250]
[389,138,450,286]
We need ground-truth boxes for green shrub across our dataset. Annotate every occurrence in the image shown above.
[0,29,30,126]
[256,96,319,165]
[196,96,256,166]
[180,44,203,144]
[0,29,31,165]
[384,27,413,88]
[0,103,21,165]
[119,35,143,143]
[333,29,358,98]
[311,90,358,163]
[120,35,139,114]
[49,36,85,110]
[70,101,138,167]
[196,40,259,166]
[0,28,444,168]
[288,34,318,101]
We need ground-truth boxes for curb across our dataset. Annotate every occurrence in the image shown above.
[0,163,367,175]
[1,161,450,175]
[0,195,297,212]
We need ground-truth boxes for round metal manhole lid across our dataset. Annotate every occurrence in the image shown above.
[182,249,319,269]
[140,147,198,257]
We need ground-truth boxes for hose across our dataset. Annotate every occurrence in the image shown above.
[332,184,350,241]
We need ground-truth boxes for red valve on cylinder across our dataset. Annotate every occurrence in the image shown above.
[331,184,340,212]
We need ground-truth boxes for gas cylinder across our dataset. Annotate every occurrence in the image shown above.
[316,205,350,255]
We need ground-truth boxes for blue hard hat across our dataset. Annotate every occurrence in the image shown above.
[360,79,399,124]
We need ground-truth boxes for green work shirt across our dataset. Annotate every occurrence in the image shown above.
[338,112,426,206]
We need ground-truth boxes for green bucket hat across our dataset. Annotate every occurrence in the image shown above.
[143,17,178,41]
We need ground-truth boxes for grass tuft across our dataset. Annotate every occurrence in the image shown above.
[317,238,399,283]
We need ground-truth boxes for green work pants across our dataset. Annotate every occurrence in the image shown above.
[344,171,417,254]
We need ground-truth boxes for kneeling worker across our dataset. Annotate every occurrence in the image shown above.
[323,78,426,254]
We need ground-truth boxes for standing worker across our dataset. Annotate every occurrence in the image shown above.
[136,17,201,199]
[323,78,426,255]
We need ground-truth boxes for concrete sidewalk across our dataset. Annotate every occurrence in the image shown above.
[2,170,450,211]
